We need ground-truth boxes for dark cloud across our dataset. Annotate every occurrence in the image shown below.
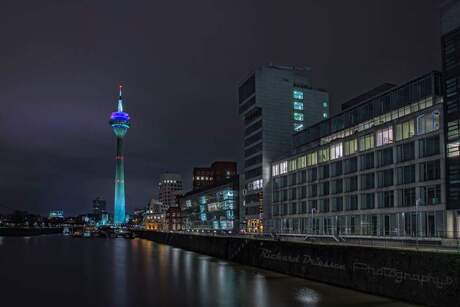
[0,0,441,215]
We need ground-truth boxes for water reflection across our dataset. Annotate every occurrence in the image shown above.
[296,288,321,305]
[113,239,128,307]
[0,236,415,307]
[254,273,269,307]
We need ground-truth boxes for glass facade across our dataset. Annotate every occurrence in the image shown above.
[442,16,460,210]
[271,73,452,238]
[181,179,239,233]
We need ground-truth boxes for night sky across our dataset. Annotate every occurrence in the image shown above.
[1,1,441,216]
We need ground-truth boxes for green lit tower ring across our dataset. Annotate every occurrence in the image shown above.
[110,85,130,225]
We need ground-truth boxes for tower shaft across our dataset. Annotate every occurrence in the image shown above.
[114,137,126,225]
[110,84,130,226]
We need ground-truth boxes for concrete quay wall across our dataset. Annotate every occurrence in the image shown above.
[0,227,62,236]
[137,231,460,307]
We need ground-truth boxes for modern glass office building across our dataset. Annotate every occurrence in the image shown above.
[441,0,460,238]
[238,65,329,233]
[270,72,459,239]
[180,178,239,233]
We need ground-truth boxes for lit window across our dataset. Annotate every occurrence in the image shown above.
[395,119,415,141]
[376,126,393,147]
[272,164,280,176]
[293,123,304,132]
[323,101,328,108]
[294,112,304,121]
[417,111,440,135]
[293,101,304,110]
[280,161,288,174]
[344,138,358,155]
[297,155,307,169]
[448,120,460,141]
[288,159,297,172]
[318,147,330,163]
[293,90,303,100]
[330,143,343,160]
[359,134,374,151]
[323,112,328,118]
[248,179,263,191]
[307,152,318,166]
[448,142,460,157]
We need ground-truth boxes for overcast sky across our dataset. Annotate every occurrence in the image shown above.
[0,0,441,215]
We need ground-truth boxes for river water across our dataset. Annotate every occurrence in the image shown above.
[0,236,415,307]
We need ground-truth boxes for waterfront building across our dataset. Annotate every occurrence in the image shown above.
[158,173,183,209]
[92,197,107,215]
[92,196,108,225]
[109,85,131,225]
[270,72,459,238]
[165,206,182,231]
[193,161,237,190]
[144,198,167,230]
[180,177,239,233]
[128,207,147,227]
[238,64,329,232]
[441,0,460,237]
[48,210,64,219]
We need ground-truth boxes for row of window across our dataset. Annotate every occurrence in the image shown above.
[319,96,438,146]
[273,185,441,215]
[274,138,440,185]
[272,210,445,238]
[273,111,440,177]
[274,160,441,200]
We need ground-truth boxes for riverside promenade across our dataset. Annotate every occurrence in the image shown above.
[137,230,460,307]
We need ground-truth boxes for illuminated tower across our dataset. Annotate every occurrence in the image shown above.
[110,85,131,225]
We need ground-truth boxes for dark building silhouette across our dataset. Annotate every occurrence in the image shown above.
[92,197,107,215]
[192,161,237,190]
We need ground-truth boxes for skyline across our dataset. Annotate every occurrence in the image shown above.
[1,0,441,216]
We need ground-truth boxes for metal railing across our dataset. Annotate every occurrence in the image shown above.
[150,229,460,253]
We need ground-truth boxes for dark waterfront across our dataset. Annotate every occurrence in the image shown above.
[0,236,415,307]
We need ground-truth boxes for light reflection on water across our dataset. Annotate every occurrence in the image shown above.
[0,236,415,307]
[296,288,321,305]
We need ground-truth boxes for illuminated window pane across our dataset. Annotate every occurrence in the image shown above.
[318,148,330,163]
[330,142,343,160]
[323,101,328,108]
[293,123,304,132]
[293,90,303,100]
[344,138,358,155]
[293,101,304,110]
[448,120,460,141]
[288,159,297,172]
[395,120,415,141]
[297,156,307,169]
[359,134,374,151]
[323,112,328,118]
[272,164,280,176]
[294,112,304,121]
[448,142,460,157]
[376,126,393,147]
[307,152,318,166]
[280,161,288,174]
[417,111,440,135]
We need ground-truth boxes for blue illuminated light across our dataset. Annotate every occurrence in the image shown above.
[109,85,131,225]
[293,90,303,100]
[110,111,130,121]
